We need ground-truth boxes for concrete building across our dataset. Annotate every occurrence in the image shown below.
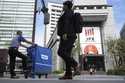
[120,23,125,39]
[73,0,116,71]
[47,0,116,71]
[0,0,35,53]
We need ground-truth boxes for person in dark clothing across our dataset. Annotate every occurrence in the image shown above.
[8,31,34,78]
[57,1,80,79]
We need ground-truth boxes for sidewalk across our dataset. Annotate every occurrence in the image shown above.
[0,73,125,80]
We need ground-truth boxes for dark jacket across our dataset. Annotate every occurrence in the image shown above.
[57,10,75,37]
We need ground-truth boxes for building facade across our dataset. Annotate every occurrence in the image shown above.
[47,0,116,71]
[120,23,125,39]
[0,0,35,52]
[73,0,116,71]
[46,2,62,45]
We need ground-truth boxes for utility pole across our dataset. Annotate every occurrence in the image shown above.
[32,0,37,43]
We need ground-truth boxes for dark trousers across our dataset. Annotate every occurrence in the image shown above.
[8,47,27,76]
[58,36,78,75]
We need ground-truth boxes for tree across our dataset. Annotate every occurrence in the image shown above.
[116,39,125,66]
[106,38,125,69]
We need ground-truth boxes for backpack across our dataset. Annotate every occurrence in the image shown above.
[73,13,83,33]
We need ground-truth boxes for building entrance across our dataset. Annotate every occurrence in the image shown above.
[82,55,105,71]
[79,21,105,71]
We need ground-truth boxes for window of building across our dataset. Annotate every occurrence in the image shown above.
[56,14,61,16]
[51,13,55,16]
[103,6,107,9]
[87,6,94,9]
[56,10,61,12]
[51,16,55,19]
[50,30,54,33]
[96,6,103,9]
[51,23,55,25]
[51,20,55,22]
[52,9,55,12]
[78,6,84,9]
[51,27,55,29]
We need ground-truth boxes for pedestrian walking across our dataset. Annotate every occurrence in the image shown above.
[89,64,96,75]
[8,30,34,78]
[57,1,81,80]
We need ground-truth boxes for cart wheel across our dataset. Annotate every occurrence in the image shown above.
[38,74,41,79]
[45,74,48,78]
[24,74,28,79]
[24,70,29,79]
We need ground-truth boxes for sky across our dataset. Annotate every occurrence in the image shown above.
[107,0,125,36]
[35,0,125,46]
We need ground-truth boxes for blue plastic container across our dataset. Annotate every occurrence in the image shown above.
[27,46,52,78]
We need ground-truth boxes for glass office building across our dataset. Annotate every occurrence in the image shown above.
[0,0,35,52]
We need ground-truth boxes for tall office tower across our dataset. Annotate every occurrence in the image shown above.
[47,0,117,71]
[46,2,62,45]
[0,0,35,53]
[45,2,63,71]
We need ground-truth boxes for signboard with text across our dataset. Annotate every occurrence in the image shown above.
[80,27,102,55]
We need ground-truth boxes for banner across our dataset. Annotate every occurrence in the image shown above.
[80,27,102,55]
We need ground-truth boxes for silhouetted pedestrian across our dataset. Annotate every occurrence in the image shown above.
[57,1,80,80]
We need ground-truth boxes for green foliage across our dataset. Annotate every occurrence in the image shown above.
[52,70,64,74]
[116,39,125,54]
[106,38,125,68]
[107,67,125,75]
